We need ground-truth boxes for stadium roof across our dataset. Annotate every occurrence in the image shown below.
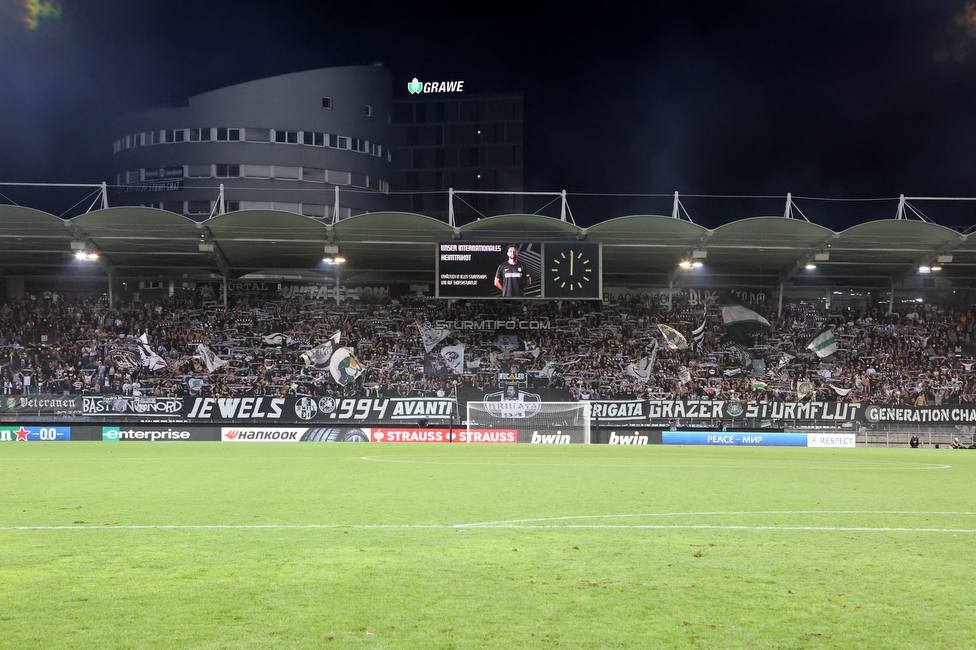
[0,205,973,292]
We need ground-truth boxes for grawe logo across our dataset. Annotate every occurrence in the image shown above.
[407,78,465,94]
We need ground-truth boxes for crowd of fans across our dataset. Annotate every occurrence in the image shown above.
[2,288,975,406]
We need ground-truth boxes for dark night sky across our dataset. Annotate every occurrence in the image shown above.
[2,0,976,228]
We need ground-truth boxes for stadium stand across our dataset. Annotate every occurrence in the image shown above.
[1,290,974,407]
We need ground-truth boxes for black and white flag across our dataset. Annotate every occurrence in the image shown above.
[657,324,689,350]
[691,312,707,350]
[196,344,227,373]
[441,344,465,375]
[418,321,452,353]
[300,331,341,369]
[137,333,168,371]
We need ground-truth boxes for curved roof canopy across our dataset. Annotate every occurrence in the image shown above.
[0,206,970,291]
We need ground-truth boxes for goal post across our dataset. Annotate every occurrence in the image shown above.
[466,401,592,444]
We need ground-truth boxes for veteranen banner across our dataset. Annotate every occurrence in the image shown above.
[1,395,81,415]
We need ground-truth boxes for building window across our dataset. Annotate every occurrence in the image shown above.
[187,164,212,178]
[217,128,241,142]
[365,104,373,117]
[327,170,351,186]
[274,130,298,144]
[244,128,270,142]
[187,200,211,215]
[189,128,212,142]
[351,138,366,153]
[322,97,333,109]
[303,131,325,146]
[166,129,186,143]
[241,164,271,178]
[273,166,300,180]
[302,203,326,218]
[329,134,348,149]
[302,167,326,183]
[147,131,158,145]
[370,143,382,157]
[215,164,240,178]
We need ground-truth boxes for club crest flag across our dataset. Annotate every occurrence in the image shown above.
[418,321,452,353]
[807,328,838,358]
[441,344,465,374]
[657,324,689,350]
[330,347,364,385]
[300,331,341,369]
[196,344,227,373]
[797,381,814,399]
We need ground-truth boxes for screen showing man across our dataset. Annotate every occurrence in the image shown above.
[495,245,531,297]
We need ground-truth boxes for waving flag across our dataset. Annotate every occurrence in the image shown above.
[300,331,341,369]
[807,328,838,358]
[330,347,364,385]
[657,324,689,350]
[196,344,227,373]
[722,305,770,329]
[691,313,707,350]
[418,321,452,353]
[441,344,465,374]
[136,333,168,371]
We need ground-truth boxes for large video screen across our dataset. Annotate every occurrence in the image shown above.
[437,242,601,299]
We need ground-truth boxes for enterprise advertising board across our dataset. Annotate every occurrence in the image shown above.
[101,426,213,442]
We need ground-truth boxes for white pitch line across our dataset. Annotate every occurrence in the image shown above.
[358,455,953,470]
[457,510,976,527]
[4,510,976,533]
[0,523,974,533]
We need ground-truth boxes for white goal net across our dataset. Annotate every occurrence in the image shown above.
[466,401,592,444]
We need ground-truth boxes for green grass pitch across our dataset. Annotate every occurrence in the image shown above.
[1,443,974,648]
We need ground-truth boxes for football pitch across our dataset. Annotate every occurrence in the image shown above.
[1,443,974,649]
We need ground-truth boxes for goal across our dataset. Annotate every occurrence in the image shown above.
[466,401,592,444]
